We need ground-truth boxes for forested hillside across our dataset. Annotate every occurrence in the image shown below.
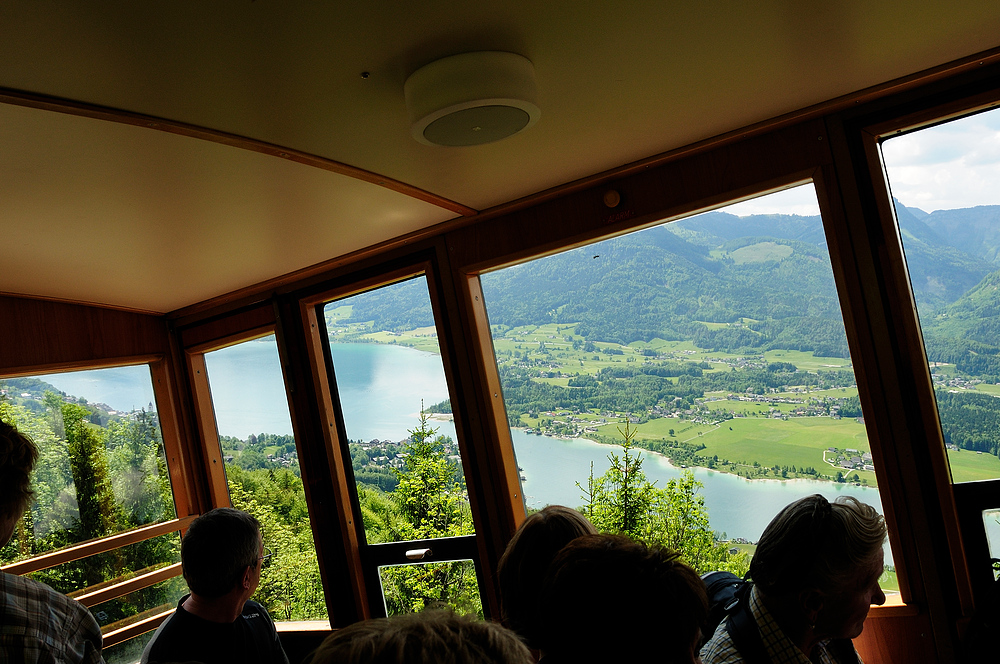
[335,201,1000,472]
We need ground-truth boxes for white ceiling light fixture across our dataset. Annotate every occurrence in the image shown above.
[404,51,540,147]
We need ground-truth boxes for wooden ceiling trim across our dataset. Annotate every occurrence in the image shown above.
[0,86,477,217]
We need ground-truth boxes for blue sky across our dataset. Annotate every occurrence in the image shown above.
[720,106,1000,217]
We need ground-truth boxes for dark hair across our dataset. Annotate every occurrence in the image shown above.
[497,505,596,646]
[310,609,533,664]
[181,507,261,598]
[749,494,886,597]
[0,418,39,522]
[540,534,708,664]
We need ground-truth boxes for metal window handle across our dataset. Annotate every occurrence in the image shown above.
[405,548,432,560]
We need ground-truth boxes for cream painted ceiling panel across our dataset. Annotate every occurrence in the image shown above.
[0,103,454,312]
[2,2,1000,212]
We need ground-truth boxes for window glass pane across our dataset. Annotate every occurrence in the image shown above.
[378,560,482,617]
[27,531,180,597]
[880,110,1000,483]
[202,335,326,621]
[102,631,158,664]
[321,277,482,613]
[86,574,186,631]
[0,365,175,564]
[480,185,893,590]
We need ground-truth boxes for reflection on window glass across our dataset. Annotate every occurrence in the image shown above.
[86,574,186,630]
[882,108,1000,483]
[0,365,176,564]
[322,277,482,614]
[379,560,482,617]
[102,630,158,664]
[479,185,895,590]
[0,365,180,655]
[203,335,326,621]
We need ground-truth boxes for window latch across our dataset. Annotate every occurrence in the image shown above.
[405,548,432,560]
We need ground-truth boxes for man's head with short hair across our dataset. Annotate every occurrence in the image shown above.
[310,609,533,664]
[749,494,887,598]
[497,505,596,646]
[540,533,708,664]
[0,419,39,547]
[181,507,262,598]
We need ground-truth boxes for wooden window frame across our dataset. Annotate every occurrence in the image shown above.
[0,355,198,648]
[294,255,502,619]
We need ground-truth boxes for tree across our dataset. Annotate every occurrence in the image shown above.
[361,410,481,616]
[579,421,749,576]
[579,421,657,539]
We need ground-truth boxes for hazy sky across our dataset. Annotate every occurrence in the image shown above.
[721,106,1000,217]
[881,107,1000,213]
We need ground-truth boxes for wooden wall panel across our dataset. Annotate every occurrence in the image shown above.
[854,613,937,664]
[0,294,168,372]
[177,303,275,350]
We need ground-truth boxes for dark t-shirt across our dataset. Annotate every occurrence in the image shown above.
[141,596,289,664]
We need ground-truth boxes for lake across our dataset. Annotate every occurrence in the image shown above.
[37,340,885,544]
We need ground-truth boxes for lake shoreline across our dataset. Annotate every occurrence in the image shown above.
[514,425,867,490]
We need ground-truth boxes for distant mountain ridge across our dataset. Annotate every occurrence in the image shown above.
[344,201,1000,374]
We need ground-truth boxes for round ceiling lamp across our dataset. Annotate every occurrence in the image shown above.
[404,51,540,147]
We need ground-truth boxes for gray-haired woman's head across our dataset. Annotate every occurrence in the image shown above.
[749,494,886,598]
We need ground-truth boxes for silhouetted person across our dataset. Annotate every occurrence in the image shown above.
[701,495,886,664]
[309,608,533,664]
[539,533,708,664]
[142,507,289,664]
[497,505,596,648]
[0,418,105,664]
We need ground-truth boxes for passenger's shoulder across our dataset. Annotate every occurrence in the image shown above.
[1,572,92,620]
[241,600,277,627]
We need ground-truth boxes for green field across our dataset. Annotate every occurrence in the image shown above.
[595,418,717,442]
[592,415,876,485]
[879,567,899,593]
[946,448,1000,483]
[697,417,873,482]
[764,349,853,371]
[703,399,799,415]
[973,383,1000,397]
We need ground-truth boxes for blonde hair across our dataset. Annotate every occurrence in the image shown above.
[310,609,532,664]
[750,495,886,597]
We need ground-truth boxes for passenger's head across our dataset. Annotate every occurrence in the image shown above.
[0,419,39,547]
[181,507,263,599]
[540,534,708,664]
[749,494,887,639]
[497,505,596,646]
[310,609,533,664]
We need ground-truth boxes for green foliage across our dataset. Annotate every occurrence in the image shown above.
[357,411,481,616]
[226,466,326,621]
[0,392,181,630]
[579,422,750,576]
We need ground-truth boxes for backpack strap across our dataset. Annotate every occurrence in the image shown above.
[725,583,770,664]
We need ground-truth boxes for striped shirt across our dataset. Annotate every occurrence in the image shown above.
[700,585,858,664]
[0,571,104,664]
